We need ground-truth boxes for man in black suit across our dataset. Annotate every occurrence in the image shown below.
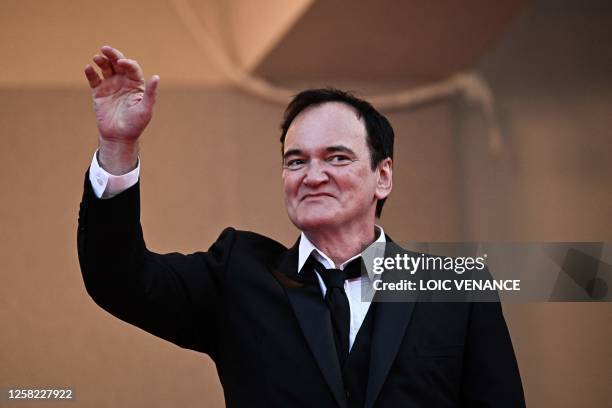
[79,46,525,407]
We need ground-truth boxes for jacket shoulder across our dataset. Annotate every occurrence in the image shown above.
[216,227,289,262]
[232,229,288,256]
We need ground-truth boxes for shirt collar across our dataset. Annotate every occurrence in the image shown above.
[297,225,386,273]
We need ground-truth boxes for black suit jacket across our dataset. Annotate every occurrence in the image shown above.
[77,173,525,407]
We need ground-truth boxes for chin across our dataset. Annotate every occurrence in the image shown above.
[291,211,340,232]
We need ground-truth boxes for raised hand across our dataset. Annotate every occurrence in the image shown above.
[84,46,159,173]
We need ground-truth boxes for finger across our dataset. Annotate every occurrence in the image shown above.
[93,54,114,78]
[100,45,126,74]
[84,65,102,88]
[116,58,144,82]
[141,75,160,112]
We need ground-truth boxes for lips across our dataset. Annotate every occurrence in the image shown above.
[301,192,334,201]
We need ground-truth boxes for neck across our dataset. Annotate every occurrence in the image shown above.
[304,221,377,266]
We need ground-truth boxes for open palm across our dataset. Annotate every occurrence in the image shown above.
[85,46,159,143]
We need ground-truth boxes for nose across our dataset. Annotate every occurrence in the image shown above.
[303,160,329,186]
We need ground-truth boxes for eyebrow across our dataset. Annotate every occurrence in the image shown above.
[325,145,355,155]
[283,149,303,160]
[282,145,356,160]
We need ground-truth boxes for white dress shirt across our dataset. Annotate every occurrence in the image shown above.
[297,228,385,350]
[89,150,140,199]
[88,150,385,349]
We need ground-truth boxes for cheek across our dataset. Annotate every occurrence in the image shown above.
[282,173,300,199]
[336,168,377,199]
[339,168,370,189]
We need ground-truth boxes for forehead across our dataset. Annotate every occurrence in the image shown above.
[283,102,368,152]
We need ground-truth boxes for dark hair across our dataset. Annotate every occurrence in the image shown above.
[280,88,394,217]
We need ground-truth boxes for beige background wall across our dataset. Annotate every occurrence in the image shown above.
[1,0,611,407]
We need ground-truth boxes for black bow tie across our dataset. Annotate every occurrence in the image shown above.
[306,255,364,367]
[310,256,363,284]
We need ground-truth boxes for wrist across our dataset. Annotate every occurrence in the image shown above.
[98,138,139,175]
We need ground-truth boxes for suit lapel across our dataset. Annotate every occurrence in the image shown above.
[365,301,414,408]
[273,238,347,408]
[364,236,416,408]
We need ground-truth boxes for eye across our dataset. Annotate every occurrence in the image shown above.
[284,158,306,170]
[327,155,352,165]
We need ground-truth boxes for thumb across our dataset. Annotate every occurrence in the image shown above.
[142,75,160,113]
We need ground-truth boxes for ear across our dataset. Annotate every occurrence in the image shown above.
[375,158,393,200]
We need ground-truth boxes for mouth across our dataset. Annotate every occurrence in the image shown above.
[300,193,334,201]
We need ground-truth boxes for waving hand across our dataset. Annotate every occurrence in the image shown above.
[84,46,159,173]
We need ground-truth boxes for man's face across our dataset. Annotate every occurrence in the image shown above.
[282,102,391,232]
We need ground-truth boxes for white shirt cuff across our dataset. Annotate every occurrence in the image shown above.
[88,150,140,199]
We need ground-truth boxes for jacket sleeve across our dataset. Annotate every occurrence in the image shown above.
[460,299,526,407]
[77,170,235,358]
